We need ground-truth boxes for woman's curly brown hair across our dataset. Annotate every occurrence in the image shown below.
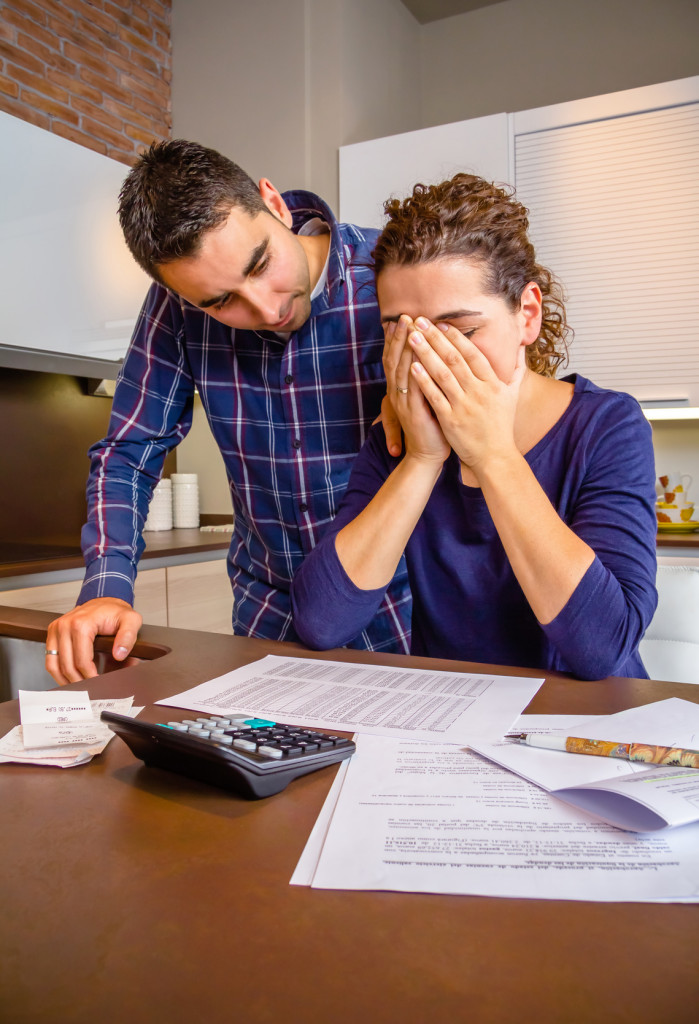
[372,174,571,377]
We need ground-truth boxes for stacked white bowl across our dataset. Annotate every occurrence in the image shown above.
[172,472,200,528]
[143,478,173,531]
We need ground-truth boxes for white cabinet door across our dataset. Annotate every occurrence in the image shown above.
[166,560,234,634]
[0,111,149,362]
[339,113,510,229]
[0,567,168,626]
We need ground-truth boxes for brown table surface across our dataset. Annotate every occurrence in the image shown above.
[1,605,697,1023]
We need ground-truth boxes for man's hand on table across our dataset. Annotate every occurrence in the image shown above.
[45,598,143,685]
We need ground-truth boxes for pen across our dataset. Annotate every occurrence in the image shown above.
[505,733,699,769]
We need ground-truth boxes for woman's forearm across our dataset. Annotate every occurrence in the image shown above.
[476,452,596,625]
[335,454,443,590]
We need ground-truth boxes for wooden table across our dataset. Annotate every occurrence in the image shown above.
[0,606,697,1023]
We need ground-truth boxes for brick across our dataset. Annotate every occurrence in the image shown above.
[79,67,132,104]
[52,119,108,156]
[4,0,48,27]
[8,63,70,103]
[0,96,50,129]
[119,70,169,105]
[0,22,16,44]
[47,67,99,102]
[102,94,156,131]
[0,40,45,75]
[106,146,138,167]
[62,40,119,79]
[20,88,79,124]
[109,48,159,78]
[117,28,167,65]
[72,0,118,36]
[71,95,124,133]
[6,14,59,54]
[0,73,19,99]
[117,18,154,44]
[154,29,170,53]
[37,0,75,27]
[80,114,129,150]
[15,32,60,68]
[130,90,166,123]
[124,121,161,147]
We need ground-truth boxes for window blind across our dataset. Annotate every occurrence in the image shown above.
[514,103,699,402]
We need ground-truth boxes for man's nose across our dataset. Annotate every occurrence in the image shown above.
[241,282,279,326]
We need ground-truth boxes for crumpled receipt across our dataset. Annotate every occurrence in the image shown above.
[0,691,143,768]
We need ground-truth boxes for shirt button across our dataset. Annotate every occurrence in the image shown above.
[292,439,301,449]
[299,503,308,513]
[285,374,294,384]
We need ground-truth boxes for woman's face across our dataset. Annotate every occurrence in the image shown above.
[376,257,539,383]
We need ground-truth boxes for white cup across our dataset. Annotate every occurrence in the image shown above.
[658,472,692,503]
[172,474,199,528]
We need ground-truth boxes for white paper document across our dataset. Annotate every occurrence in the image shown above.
[296,731,699,902]
[470,699,699,832]
[157,655,543,742]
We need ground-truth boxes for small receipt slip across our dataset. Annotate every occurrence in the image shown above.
[19,689,106,749]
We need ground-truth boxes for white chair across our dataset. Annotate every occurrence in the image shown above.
[639,565,699,684]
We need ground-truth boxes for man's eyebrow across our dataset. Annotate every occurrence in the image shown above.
[197,238,270,308]
[381,309,484,324]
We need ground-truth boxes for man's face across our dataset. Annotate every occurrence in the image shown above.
[157,188,313,333]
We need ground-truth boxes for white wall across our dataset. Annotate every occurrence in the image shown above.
[171,0,421,213]
[420,0,699,127]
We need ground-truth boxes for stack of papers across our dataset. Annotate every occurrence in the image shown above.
[0,690,141,768]
[292,702,699,903]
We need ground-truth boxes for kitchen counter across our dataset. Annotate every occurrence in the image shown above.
[0,527,230,582]
[0,604,696,1024]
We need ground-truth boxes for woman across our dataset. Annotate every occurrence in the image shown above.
[291,174,657,680]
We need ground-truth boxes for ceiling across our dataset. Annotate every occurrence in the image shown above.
[399,0,506,24]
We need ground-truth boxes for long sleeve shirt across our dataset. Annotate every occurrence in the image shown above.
[78,190,411,653]
[291,375,658,680]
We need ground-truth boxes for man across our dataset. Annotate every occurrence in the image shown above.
[45,140,410,684]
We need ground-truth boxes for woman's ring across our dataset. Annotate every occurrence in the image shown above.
[45,649,59,656]
[396,386,409,394]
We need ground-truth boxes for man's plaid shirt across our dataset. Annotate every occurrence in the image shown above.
[79,190,411,653]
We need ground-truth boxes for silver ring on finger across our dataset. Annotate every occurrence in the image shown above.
[45,649,59,656]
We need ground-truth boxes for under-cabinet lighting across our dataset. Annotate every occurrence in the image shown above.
[642,407,699,422]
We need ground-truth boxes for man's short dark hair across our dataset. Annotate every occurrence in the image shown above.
[118,139,267,281]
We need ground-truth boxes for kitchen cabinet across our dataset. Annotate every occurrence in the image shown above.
[0,111,149,364]
[166,560,234,634]
[0,567,168,626]
[0,558,234,635]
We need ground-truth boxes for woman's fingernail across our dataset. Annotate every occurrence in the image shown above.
[409,331,423,346]
[436,321,450,333]
[384,321,395,338]
[415,316,431,330]
[411,361,424,375]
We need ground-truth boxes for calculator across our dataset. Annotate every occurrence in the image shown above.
[101,711,356,799]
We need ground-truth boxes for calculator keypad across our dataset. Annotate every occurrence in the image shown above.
[163,716,353,763]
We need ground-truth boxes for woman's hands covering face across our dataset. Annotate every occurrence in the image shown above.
[382,315,450,465]
[407,317,526,476]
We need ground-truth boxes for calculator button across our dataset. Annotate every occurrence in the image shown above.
[216,735,234,745]
[166,723,188,731]
[233,738,258,752]
[257,745,284,759]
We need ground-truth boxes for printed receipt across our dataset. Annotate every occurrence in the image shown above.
[0,693,141,768]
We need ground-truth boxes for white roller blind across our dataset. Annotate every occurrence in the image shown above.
[514,103,699,403]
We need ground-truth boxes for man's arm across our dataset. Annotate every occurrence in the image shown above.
[46,284,195,684]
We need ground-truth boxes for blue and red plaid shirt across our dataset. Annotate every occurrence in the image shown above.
[79,190,411,653]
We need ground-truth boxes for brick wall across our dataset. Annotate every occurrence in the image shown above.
[0,0,171,165]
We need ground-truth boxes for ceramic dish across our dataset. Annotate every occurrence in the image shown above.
[656,521,699,533]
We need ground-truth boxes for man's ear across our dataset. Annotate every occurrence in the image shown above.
[519,281,543,345]
[258,178,293,228]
